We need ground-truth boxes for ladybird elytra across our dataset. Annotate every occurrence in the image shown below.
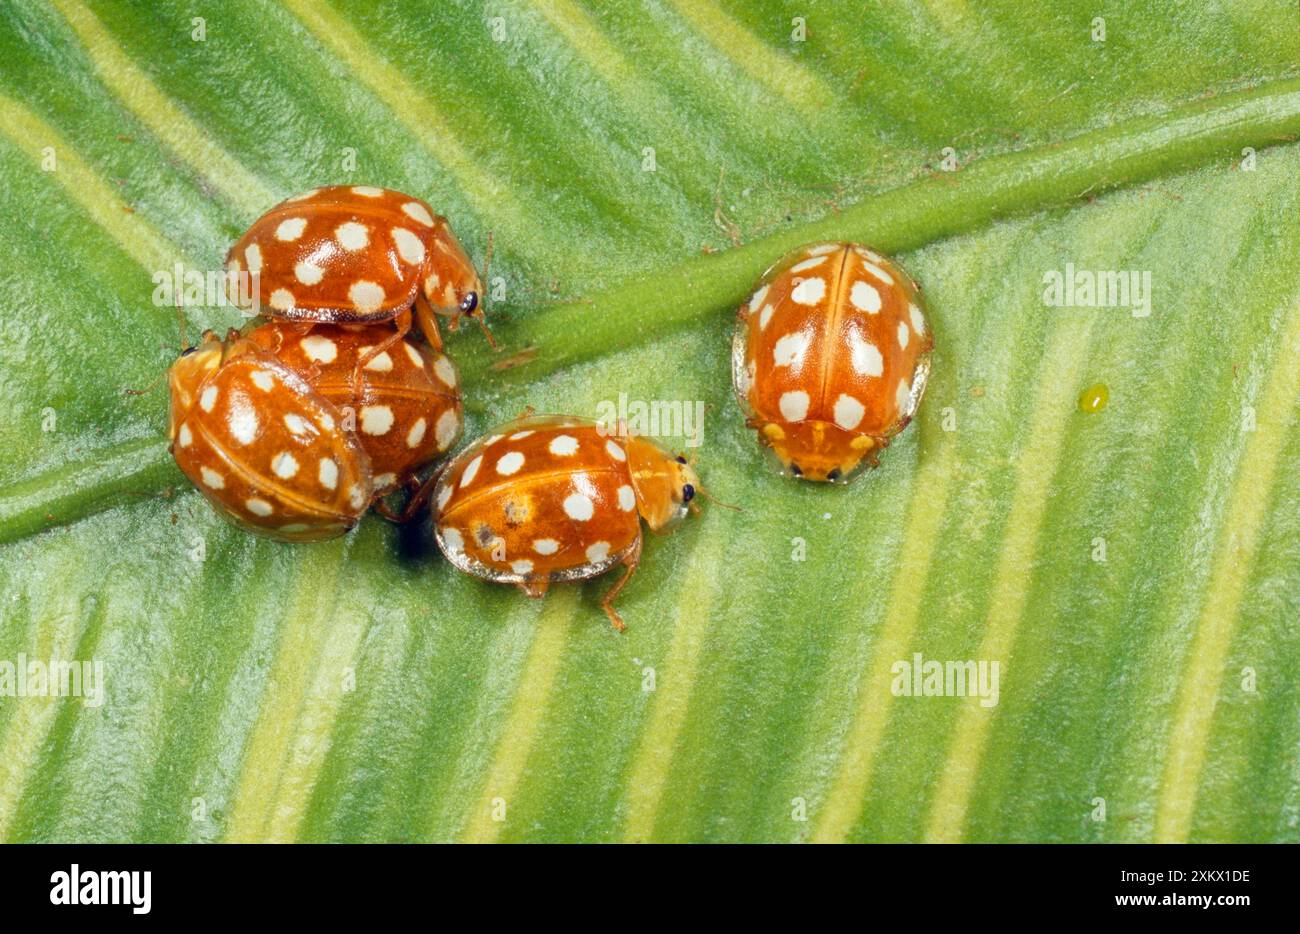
[244,321,464,497]
[430,416,702,631]
[168,329,373,542]
[224,185,492,357]
[732,241,934,482]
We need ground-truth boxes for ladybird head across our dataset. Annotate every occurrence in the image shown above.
[624,436,702,531]
[762,420,877,483]
[167,330,227,438]
[424,224,486,322]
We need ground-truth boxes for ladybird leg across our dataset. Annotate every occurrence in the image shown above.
[414,291,445,352]
[390,465,447,525]
[517,578,549,600]
[351,313,411,401]
[599,538,642,633]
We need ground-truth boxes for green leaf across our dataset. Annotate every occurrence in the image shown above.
[0,0,1296,843]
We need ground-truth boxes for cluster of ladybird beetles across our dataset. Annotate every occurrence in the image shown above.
[167,185,934,630]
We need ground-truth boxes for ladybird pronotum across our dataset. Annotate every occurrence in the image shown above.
[732,242,934,482]
[168,330,373,541]
[431,416,702,631]
[225,185,489,353]
[245,321,464,496]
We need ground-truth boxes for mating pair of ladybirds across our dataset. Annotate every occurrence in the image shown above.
[168,186,933,630]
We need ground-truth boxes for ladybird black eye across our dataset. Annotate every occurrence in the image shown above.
[790,464,803,476]
[675,455,687,464]
[682,483,695,502]
[181,346,197,357]
[827,468,842,481]
[460,291,479,314]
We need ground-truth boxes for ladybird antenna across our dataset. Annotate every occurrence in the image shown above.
[696,485,742,513]
[126,297,187,396]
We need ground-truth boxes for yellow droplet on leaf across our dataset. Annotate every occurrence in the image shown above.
[1078,382,1108,414]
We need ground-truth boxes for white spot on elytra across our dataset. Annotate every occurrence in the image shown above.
[335,221,369,251]
[510,430,534,440]
[352,185,382,197]
[314,457,335,489]
[910,303,926,336]
[348,483,366,509]
[605,440,626,461]
[435,410,459,450]
[849,332,884,377]
[747,284,770,314]
[295,261,324,285]
[402,201,436,227]
[361,405,394,436]
[851,281,881,313]
[374,472,396,489]
[200,466,223,489]
[245,497,273,517]
[496,451,525,475]
[283,413,308,435]
[244,243,262,273]
[511,559,534,574]
[550,434,579,456]
[834,394,866,430]
[400,342,422,369]
[301,335,337,363]
[460,454,483,487]
[618,485,635,511]
[275,217,307,241]
[791,256,826,272]
[250,370,274,391]
[533,538,559,555]
[779,390,810,422]
[228,403,259,445]
[759,304,774,330]
[586,541,610,563]
[433,356,457,387]
[392,227,425,265]
[807,243,839,256]
[349,280,385,313]
[897,320,910,349]
[564,492,595,521]
[864,261,894,285]
[269,288,295,311]
[407,418,427,449]
[441,526,464,552]
[200,385,218,412]
[177,423,192,447]
[272,451,299,479]
[791,277,826,305]
[436,484,453,511]
[363,350,393,372]
[896,377,913,416]
[773,331,810,367]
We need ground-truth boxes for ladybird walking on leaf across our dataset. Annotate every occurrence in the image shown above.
[732,242,934,482]
[430,416,705,631]
[168,330,373,542]
[225,185,495,384]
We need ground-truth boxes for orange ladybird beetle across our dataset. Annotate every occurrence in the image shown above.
[732,242,934,482]
[431,416,702,631]
[244,320,464,504]
[225,185,493,374]
[168,329,373,541]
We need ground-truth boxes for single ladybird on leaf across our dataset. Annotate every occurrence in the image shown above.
[244,321,463,507]
[732,242,933,482]
[225,185,495,381]
[430,416,708,631]
[168,330,373,542]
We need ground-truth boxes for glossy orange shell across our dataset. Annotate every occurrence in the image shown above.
[733,242,933,481]
[170,341,372,541]
[225,185,477,323]
[433,417,644,585]
[245,321,463,495]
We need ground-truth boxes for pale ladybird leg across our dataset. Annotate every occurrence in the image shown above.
[414,291,444,352]
[599,537,642,633]
[518,578,549,600]
[392,463,447,525]
[351,311,411,401]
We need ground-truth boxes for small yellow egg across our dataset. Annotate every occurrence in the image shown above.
[1078,382,1109,414]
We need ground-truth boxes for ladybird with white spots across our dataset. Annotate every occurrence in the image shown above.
[168,330,373,541]
[245,321,463,499]
[732,242,934,482]
[431,416,702,631]
[225,185,491,355]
